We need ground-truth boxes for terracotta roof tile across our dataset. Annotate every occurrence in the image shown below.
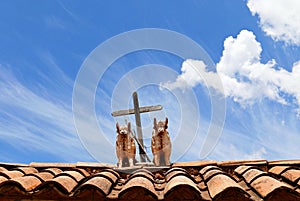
[269,160,300,166]
[199,165,221,175]
[206,174,250,201]
[41,167,63,176]
[242,168,269,184]
[76,162,117,168]
[56,170,85,182]
[164,175,203,201]
[129,169,154,182]
[269,166,290,175]
[250,175,291,198]
[165,168,190,182]
[0,167,7,172]
[218,159,267,166]
[0,160,299,200]
[73,168,90,177]
[119,175,158,200]
[202,169,225,181]
[6,175,42,191]
[42,175,78,194]
[12,167,38,174]
[30,172,54,181]
[93,170,119,184]
[235,165,262,175]
[29,162,76,168]
[0,170,24,179]
[172,160,217,167]
[281,169,300,183]
[0,176,7,183]
[165,167,187,175]
[75,174,115,195]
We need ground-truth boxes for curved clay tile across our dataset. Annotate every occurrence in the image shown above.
[164,175,202,201]
[33,185,69,200]
[41,168,63,176]
[12,167,38,175]
[199,165,221,175]
[73,168,90,177]
[99,168,120,179]
[206,174,250,201]
[242,168,269,184]
[269,166,290,176]
[5,175,42,191]
[281,169,300,183]
[0,175,7,183]
[131,168,154,176]
[40,175,78,194]
[74,175,114,196]
[56,171,84,182]
[250,175,299,199]
[119,176,157,201]
[74,169,119,197]
[0,167,7,172]
[234,165,262,175]
[165,167,187,175]
[128,170,155,183]
[93,171,119,184]
[202,169,225,181]
[30,172,54,181]
[165,168,190,183]
[0,170,24,179]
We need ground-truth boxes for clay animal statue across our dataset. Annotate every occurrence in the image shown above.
[116,122,136,168]
[151,117,171,166]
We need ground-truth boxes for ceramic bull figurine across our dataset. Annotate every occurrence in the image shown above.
[151,117,171,166]
[116,122,136,168]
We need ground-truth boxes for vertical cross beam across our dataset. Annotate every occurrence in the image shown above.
[133,92,146,162]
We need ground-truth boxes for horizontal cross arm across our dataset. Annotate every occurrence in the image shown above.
[111,105,162,117]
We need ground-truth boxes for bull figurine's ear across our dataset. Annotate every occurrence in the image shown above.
[153,117,157,129]
[116,122,120,133]
[128,122,131,132]
[165,117,168,129]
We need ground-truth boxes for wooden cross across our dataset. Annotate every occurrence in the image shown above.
[111,91,162,162]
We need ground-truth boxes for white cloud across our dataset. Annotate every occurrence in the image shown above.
[247,0,300,45]
[161,59,222,93]
[161,30,300,114]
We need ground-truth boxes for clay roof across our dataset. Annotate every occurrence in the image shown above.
[0,160,300,201]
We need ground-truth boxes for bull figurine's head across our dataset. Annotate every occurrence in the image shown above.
[153,117,168,135]
[116,122,131,136]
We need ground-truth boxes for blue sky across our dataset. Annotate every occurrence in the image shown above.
[1,0,300,164]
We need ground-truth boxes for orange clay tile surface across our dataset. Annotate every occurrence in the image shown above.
[0,160,299,201]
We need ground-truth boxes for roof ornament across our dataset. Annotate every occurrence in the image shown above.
[112,91,171,168]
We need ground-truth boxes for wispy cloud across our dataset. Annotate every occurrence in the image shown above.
[182,93,300,161]
[247,0,300,45]
[0,64,93,163]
